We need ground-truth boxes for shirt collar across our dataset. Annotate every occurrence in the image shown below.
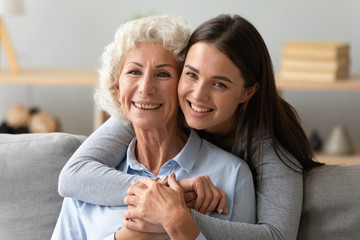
[125,129,202,174]
[172,129,201,173]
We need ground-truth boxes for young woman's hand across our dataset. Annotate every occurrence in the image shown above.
[178,176,228,214]
[156,175,228,214]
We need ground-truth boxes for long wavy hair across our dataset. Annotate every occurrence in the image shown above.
[183,14,322,175]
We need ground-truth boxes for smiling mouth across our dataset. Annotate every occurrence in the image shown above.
[134,102,161,110]
[189,101,212,113]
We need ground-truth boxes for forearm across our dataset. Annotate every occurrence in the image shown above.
[192,210,270,240]
[164,207,200,240]
[59,162,142,205]
[58,117,138,206]
[191,163,303,240]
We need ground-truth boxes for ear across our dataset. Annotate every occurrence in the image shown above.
[240,82,259,103]
[115,84,121,101]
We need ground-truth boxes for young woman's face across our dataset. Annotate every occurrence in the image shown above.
[178,42,252,135]
[117,42,181,130]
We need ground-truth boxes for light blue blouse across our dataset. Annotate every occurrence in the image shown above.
[52,129,255,240]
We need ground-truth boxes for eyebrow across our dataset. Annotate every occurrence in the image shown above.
[184,64,234,84]
[156,64,176,69]
[127,62,176,69]
[127,62,143,67]
[184,64,199,74]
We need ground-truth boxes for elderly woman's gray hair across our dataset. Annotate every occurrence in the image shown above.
[95,15,191,121]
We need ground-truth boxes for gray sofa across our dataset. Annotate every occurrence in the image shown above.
[0,133,359,240]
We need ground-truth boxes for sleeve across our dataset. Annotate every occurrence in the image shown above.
[58,117,142,206]
[191,143,303,240]
[51,198,87,240]
[229,163,256,224]
[104,233,117,240]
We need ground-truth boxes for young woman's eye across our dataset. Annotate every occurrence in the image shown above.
[214,82,227,89]
[185,72,197,79]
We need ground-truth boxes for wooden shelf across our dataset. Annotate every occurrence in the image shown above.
[316,146,360,166]
[275,74,360,166]
[317,154,360,166]
[1,68,103,130]
[0,68,98,86]
[276,74,360,91]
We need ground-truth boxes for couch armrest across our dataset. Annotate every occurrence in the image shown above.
[0,133,86,240]
[298,164,360,240]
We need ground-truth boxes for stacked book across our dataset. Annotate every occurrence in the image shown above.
[280,41,350,82]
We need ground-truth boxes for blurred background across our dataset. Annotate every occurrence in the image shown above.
[0,0,359,146]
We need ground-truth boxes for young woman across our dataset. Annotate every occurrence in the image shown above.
[59,14,322,239]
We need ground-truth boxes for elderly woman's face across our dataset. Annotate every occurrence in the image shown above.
[117,42,181,130]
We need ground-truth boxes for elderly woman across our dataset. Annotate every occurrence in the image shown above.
[51,15,255,240]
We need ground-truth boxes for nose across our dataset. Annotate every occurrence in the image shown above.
[138,73,156,96]
[192,81,209,101]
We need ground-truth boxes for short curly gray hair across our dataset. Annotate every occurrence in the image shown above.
[94,15,191,123]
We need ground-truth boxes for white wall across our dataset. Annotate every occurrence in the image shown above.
[1,0,359,145]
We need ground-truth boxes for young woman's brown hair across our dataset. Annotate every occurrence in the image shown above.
[183,14,322,178]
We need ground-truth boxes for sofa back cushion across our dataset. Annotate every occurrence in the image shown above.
[298,164,360,240]
[0,133,85,240]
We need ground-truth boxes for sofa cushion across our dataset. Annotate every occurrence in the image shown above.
[298,164,360,240]
[0,133,86,240]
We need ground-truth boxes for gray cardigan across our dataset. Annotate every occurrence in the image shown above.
[58,117,302,240]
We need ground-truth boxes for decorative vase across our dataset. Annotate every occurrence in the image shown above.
[324,125,354,155]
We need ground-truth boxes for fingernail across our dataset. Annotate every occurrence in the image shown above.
[218,209,223,214]
[163,175,168,181]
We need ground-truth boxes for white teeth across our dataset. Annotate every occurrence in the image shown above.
[135,102,161,110]
[191,103,211,113]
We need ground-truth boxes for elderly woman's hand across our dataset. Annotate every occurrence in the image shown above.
[122,216,166,233]
[124,173,200,239]
[157,175,198,210]
[124,174,187,227]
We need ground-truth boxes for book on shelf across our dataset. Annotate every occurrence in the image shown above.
[280,40,351,82]
[282,41,350,61]
[280,70,349,82]
[281,58,350,73]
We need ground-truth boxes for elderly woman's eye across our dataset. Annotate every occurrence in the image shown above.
[158,72,171,78]
[128,70,141,75]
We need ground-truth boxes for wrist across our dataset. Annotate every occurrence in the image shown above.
[163,207,199,240]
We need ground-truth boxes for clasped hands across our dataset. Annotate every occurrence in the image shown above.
[122,173,228,235]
